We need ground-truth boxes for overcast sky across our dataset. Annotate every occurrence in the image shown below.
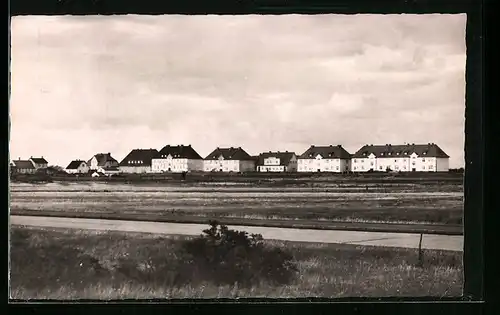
[10,14,466,168]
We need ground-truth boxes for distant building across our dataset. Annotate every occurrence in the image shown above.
[297,145,352,173]
[256,151,297,172]
[29,157,48,169]
[97,166,120,175]
[12,158,36,174]
[152,145,204,173]
[88,153,119,171]
[65,160,89,174]
[203,147,256,172]
[119,149,159,173]
[351,143,450,172]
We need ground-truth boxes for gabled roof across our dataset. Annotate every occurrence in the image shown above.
[66,160,87,169]
[298,145,351,159]
[119,149,159,166]
[13,160,35,169]
[157,145,202,160]
[204,147,253,160]
[352,143,450,158]
[30,157,48,164]
[257,151,296,166]
[88,153,118,166]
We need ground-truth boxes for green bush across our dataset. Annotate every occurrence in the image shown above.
[180,220,298,287]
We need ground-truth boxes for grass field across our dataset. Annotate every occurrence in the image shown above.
[9,181,463,225]
[9,225,463,299]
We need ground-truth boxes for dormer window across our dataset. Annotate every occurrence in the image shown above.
[404,152,408,155]
[397,152,400,155]
[381,153,385,156]
[388,152,392,155]
[363,152,367,156]
[423,152,427,155]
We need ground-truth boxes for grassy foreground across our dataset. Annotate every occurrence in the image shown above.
[9,226,463,299]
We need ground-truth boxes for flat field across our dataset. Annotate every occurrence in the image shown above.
[9,226,463,299]
[9,179,463,226]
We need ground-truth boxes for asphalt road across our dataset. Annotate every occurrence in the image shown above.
[10,215,464,252]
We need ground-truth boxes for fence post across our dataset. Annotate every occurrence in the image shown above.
[417,233,424,267]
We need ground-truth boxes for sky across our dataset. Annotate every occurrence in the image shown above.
[9,14,467,168]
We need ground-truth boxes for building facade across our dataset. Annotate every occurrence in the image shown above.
[29,157,48,169]
[119,149,159,173]
[88,153,119,171]
[65,160,89,174]
[351,143,450,172]
[151,145,204,173]
[297,145,351,173]
[256,151,297,172]
[204,147,256,172]
[12,159,36,174]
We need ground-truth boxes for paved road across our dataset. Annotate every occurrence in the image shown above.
[10,215,463,252]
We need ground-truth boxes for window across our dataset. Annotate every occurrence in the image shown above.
[397,152,400,155]
[354,167,357,170]
[381,153,385,156]
[394,159,397,162]
[412,162,416,165]
[388,152,392,155]
[370,162,374,166]
[422,158,426,162]
[361,166,364,170]
[395,165,399,170]
[336,166,339,170]
[423,166,426,170]
[353,159,357,163]
[429,165,434,169]
[403,166,407,170]
[379,166,383,170]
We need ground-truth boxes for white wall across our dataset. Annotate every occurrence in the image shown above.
[152,158,204,173]
[297,158,348,172]
[436,158,450,172]
[119,166,152,174]
[258,165,285,172]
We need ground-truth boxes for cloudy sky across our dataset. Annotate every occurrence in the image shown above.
[10,14,466,168]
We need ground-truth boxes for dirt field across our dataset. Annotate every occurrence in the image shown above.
[9,226,463,299]
[9,181,463,225]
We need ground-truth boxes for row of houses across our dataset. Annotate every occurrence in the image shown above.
[55,142,449,175]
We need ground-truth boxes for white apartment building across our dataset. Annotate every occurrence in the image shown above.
[297,145,351,173]
[351,143,450,172]
[256,151,297,172]
[152,145,204,173]
[204,147,256,172]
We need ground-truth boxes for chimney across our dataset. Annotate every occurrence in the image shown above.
[338,145,341,148]
[18,157,20,161]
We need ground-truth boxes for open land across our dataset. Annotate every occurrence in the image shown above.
[9,226,463,299]
[9,174,464,231]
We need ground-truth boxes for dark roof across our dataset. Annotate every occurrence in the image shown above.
[119,149,159,166]
[30,157,48,164]
[257,152,296,166]
[66,160,87,169]
[157,145,202,160]
[13,160,35,169]
[204,147,253,160]
[352,143,450,158]
[88,153,118,166]
[298,145,351,159]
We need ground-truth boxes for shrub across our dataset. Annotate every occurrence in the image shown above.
[180,220,298,287]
